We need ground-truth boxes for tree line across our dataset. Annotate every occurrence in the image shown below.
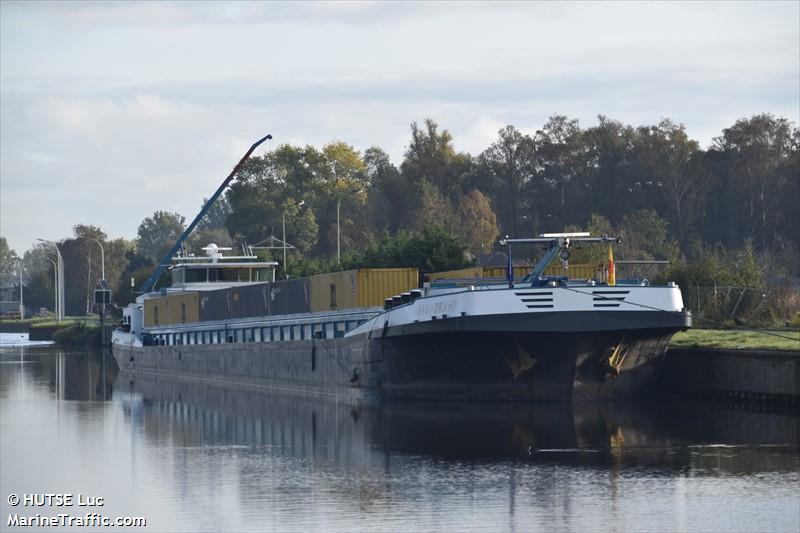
[1,113,797,317]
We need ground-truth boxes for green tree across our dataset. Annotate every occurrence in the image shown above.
[619,209,679,261]
[116,249,154,304]
[535,115,587,228]
[136,210,186,262]
[457,189,500,253]
[633,119,702,243]
[583,116,637,222]
[401,119,472,201]
[197,196,232,231]
[415,180,458,232]
[0,237,20,286]
[478,125,537,236]
[364,146,414,232]
[713,114,796,250]
[359,225,472,272]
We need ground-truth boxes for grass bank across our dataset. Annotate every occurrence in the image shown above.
[670,328,800,351]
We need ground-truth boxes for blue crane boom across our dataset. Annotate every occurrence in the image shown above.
[138,134,273,294]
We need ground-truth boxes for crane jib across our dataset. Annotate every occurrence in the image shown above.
[138,133,273,294]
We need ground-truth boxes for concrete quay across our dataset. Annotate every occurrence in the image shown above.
[661,347,800,411]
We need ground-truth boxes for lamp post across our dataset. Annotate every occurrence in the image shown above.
[282,211,287,278]
[15,259,24,320]
[47,259,58,321]
[38,239,64,322]
[78,237,105,280]
[337,197,341,265]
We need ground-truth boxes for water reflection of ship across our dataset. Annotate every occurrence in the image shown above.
[114,371,800,470]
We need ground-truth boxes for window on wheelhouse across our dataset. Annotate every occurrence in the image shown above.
[184,269,207,283]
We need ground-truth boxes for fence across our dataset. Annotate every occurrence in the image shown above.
[682,285,800,328]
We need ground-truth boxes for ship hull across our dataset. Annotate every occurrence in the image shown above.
[111,324,681,402]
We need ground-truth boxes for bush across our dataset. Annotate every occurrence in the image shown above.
[52,323,101,346]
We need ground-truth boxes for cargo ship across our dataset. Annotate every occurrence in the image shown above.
[111,134,692,401]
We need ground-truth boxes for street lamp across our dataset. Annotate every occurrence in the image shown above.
[47,259,58,320]
[37,239,64,322]
[78,237,105,280]
[14,259,24,320]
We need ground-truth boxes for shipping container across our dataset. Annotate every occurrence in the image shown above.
[144,292,200,327]
[242,283,269,318]
[166,292,200,325]
[482,266,533,279]
[143,296,165,328]
[267,278,310,316]
[356,268,418,308]
[424,264,602,283]
[199,288,231,322]
[310,269,418,312]
[543,263,602,280]
[425,267,483,282]
[310,271,357,312]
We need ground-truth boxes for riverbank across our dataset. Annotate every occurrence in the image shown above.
[661,347,800,411]
[0,317,109,346]
[671,328,800,351]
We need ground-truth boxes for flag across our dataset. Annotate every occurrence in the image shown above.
[608,245,616,286]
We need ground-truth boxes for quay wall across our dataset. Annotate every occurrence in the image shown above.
[0,322,29,333]
[661,348,800,403]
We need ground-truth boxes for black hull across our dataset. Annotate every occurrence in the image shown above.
[112,323,678,401]
[371,329,674,401]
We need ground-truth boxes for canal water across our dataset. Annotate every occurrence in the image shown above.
[1,345,798,532]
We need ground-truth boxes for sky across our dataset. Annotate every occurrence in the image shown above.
[1,1,798,254]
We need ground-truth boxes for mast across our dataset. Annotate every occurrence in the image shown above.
[139,134,272,294]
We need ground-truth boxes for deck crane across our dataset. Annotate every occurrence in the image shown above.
[138,134,272,294]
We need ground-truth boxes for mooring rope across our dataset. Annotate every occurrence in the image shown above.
[560,285,800,343]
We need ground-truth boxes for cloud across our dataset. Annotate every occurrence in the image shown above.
[1,1,797,253]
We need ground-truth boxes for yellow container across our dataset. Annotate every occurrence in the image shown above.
[310,268,419,311]
[483,266,532,279]
[143,292,199,327]
[143,296,165,327]
[310,271,358,312]
[425,267,484,282]
[167,292,200,325]
[543,263,603,280]
[356,268,418,308]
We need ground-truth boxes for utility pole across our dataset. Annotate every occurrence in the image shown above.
[48,259,57,321]
[282,211,287,279]
[337,198,341,264]
[17,260,24,320]
[38,239,64,322]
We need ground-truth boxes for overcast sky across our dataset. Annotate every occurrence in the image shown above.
[1,1,798,254]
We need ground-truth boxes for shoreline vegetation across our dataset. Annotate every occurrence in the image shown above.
[670,329,799,352]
